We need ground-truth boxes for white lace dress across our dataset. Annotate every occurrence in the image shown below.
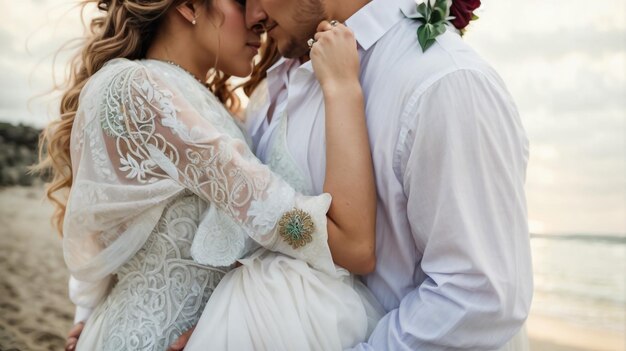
[67,58,335,350]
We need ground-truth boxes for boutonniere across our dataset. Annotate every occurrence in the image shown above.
[415,0,453,52]
[412,0,481,52]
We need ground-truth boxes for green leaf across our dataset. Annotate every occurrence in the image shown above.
[414,0,450,53]
[431,6,445,23]
[417,23,437,52]
[433,22,446,36]
[435,0,450,17]
[471,13,480,21]
[417,2,429,19]
[435,0,448,8]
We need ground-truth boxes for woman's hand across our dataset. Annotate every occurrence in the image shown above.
[309,20,360,94]
[167,326,195,351]
[65,322,84,351]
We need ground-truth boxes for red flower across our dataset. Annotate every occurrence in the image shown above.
[450,0,481,30]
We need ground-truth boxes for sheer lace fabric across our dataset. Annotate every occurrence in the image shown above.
[65,58,335,349]
[76,193,226,350]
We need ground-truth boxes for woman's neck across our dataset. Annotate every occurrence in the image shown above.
[145,32,210,83]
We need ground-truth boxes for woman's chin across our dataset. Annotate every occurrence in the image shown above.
[225,64,253,78]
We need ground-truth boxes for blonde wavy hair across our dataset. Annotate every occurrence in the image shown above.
[36,0,242,236]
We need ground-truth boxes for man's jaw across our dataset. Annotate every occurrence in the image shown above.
[267,24,316,58]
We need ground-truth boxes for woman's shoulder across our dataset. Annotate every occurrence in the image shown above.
[101,57,143,73]
[82,58,156,102]
[84,58,131,89]
[94,58,150,84]
[77,59,153,126]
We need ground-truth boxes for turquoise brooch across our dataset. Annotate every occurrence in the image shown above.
[278,208,315,249]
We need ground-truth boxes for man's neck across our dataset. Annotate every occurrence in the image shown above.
[299,54,310,64]
[327,0,371,23]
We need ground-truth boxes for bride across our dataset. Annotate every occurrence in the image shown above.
[39,0,382,350]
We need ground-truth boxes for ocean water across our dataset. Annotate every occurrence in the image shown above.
[530,234,626,332]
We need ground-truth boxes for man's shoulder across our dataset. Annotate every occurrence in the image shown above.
[364,20,495,97]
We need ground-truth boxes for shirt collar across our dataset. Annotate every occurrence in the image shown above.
[247,57,291,137]
[345,0,417,51]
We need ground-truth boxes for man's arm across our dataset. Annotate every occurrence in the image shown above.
[354,69,533,350]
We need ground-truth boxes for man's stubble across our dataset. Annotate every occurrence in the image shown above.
[277,0,327,58]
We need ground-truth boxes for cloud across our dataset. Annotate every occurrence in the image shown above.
[470,28,626,62]
[463,0,626,235]
[0,27,13,48]
[0,0,86,127]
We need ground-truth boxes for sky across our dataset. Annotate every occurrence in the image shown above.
[0,0,624,235]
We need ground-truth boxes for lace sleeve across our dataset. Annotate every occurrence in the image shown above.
[99,62,335,273]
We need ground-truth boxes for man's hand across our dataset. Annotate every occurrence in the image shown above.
[167,326,195,351]
[65,322,84,351]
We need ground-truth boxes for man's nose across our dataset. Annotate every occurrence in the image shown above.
[245,0,268,32]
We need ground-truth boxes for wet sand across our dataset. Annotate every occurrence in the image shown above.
[0,186,73,350]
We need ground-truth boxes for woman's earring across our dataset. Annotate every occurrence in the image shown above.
[192,15,198,25]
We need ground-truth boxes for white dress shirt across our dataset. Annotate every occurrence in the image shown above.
[245,0,533,348]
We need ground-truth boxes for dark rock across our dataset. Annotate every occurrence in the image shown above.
[1,167,20,186]
[18,166,35,186]
[16,145,33,164]
[3,144,16,166]
[0,122,44,186]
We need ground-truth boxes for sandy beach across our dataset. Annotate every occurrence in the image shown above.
[0,186,74,350]
[0,185,624,350]
[528,314,625,351]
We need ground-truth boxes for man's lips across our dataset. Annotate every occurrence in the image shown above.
[247,42,262,50]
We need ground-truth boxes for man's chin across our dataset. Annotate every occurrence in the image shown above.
[276,39,309,59]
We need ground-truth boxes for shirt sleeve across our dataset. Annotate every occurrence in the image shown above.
[355,69,533,350]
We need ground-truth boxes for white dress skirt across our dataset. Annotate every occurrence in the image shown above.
[185,249,384,351]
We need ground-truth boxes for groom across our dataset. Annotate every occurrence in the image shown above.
[169,0,533,349]
[239,0,533,349]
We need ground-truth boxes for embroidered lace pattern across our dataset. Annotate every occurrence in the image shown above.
[93,193,227,350]
[100,61,295,238]
[265,111,313,195]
